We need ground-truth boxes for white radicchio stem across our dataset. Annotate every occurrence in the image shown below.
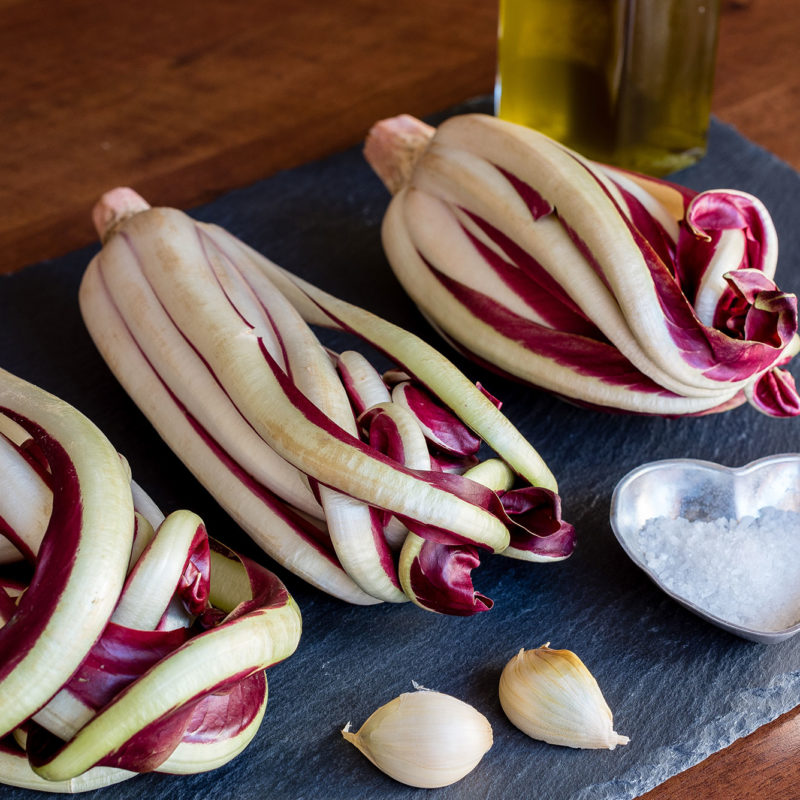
[0,405,302,786]
[79,187,576,616]
[367,113,799,417]
[0,369,134,737]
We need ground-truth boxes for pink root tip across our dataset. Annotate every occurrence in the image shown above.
[364,114,435,195]
[92,187,151,241]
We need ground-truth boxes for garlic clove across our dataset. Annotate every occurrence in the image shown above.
[499,644,629,750]
[342,688,493,788]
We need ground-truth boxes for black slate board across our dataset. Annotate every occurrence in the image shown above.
[1,98,799,799]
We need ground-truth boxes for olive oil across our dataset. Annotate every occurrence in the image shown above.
[495,0,720,176]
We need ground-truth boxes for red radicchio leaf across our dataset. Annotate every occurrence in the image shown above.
[361,405,408,528]
[636,233,793,381]
[475,382,502,410]
[25,692,198,774]
[407,540,492,616]
[427,448,481,474]
[63,624,190,712]
[0,512,36,564]
[254,338,521,530]
[426,265,671,394]
[394,381,481,456]
[361,406,406,464]
[336,356,376,418]
[497,166,554,220]
[395,469,512,548]
[0,585,17,624]
[214,546,291,621]
[499,486,577,558]
[499,169,797,385]
[749,368,800,417]
[180,670,266,744]
[714,270,798,348]
[689,190,772,267]
[14,438,53,489]
[676,189,772,302]
[613,183,678,273]
[458,214,602,337]
[173,525,211,618]
[30,551,291,773]
[91,669,266,771]
[94,705,198,771]
[0,418,85,689]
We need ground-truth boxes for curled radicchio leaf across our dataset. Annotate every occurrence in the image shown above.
[407,539,493,616]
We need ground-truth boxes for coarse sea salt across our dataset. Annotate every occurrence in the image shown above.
[637,506,800,632]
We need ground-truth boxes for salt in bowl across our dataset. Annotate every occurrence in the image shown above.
[610,454,800,644]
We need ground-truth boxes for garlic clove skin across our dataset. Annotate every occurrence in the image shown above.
[499,644,630,750]
[342,689,493,788]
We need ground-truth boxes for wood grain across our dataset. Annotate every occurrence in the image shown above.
[713,0,800,169]
[0,0,496,272]
[0,1,798,796]
[643,705,800,799]
[2,1,797,274]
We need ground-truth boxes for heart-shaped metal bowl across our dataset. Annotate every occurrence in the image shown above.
[610,454,800,644]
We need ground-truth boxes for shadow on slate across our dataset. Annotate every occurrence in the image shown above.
[1,96,799,800]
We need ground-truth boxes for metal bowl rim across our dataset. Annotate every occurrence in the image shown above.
[609,453,800,644]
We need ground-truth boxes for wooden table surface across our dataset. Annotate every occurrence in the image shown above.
[1,0,798,797]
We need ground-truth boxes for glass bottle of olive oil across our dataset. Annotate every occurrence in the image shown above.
[495,0,720,176]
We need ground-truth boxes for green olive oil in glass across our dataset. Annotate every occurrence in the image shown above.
[495,0,720,176]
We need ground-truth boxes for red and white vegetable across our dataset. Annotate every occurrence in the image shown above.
[0,369,301,791]
[78,188,574,616]
[0,421,51,565]
[364,113,800,417]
